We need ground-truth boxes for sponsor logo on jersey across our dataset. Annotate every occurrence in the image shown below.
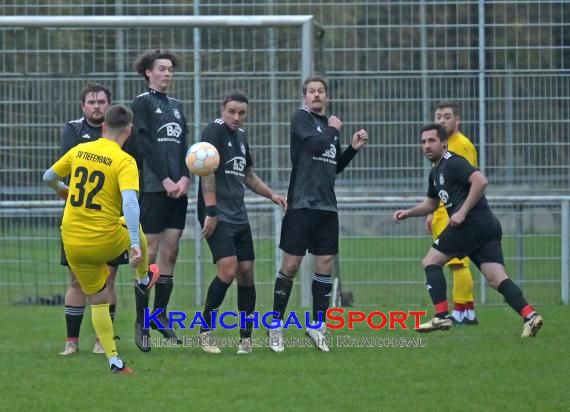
[82,134,91,139]
[225,156,246,173]
[155,107,162,114]
[438,190,449,204]
[157,122,182,138]
[322,144,336,159]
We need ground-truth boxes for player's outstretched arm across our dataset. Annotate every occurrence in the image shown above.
[243,168,287,211]
[42,168,69,200]
[393,198,439,223]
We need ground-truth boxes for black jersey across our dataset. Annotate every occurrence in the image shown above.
[58,117,103,185]
[197,119,253,225]
[128,88,189,193]
[287,108,357,212]
[427,151,489,217]
[59,117,102,156]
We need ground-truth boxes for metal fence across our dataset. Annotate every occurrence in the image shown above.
[1,196,568,308]
[0,3,569,307]
[1,1,569,199]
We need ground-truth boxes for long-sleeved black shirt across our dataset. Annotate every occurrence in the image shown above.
[286,107,358,212]
[126,88,189,193]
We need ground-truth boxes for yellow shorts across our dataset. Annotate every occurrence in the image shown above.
[432,207,470,268]
[64,226,131,295]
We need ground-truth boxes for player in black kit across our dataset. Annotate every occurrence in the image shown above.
[269,75,369,353]
[196,91,287,355]
[126,50,190,351]
[393,123,543,338]
[58,83,129,356]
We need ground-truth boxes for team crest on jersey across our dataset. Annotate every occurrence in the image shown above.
[240,143,246,155]
[439,174,444,185]
[173,108,181,119]
[317,126,322,133]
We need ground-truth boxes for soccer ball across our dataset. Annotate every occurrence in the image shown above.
[186,142,220,176]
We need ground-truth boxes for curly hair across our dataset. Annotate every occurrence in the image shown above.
[133,49,180,82]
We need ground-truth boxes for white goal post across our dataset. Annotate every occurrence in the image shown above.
[0,15,316,306]
[0,15,315,78]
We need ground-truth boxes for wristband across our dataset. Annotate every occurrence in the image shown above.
[206,206,218,217]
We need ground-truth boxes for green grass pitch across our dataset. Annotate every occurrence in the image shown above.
[1,226,568,410]
[1,304,569,411]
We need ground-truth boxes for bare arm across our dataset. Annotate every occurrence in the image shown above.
[448,171,488,226]
[244,168,287,210]
[393,198,439,223]
[201,174,217,238]
[244,168,273,199]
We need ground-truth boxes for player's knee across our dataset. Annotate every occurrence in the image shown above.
[281,260,301,276]
[236,271,254,287]
[162,247,179,266]
[486,275,505,290]
[315,256,335,273]
[216,260,238,283]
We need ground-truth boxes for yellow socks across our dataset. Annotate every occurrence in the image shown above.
[91,303,118,358]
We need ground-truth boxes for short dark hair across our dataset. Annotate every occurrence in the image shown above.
[105,104,133,130]
[434,101,461,117]
[302,74,328,96]
[223,90,249,106]
[80,82,111,104]
[420,123,448,142]
[134,49,179,82]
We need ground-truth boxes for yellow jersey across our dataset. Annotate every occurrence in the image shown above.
[52,138,139,246]
[447,131,477,167]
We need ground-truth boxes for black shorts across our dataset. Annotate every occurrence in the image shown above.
[204,221,255,264]
[60,242,128,267]
[432,210,505,268]
[140,192,188,234]
[279,208,339,256]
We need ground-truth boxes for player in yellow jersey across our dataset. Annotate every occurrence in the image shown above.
[426,102,478,325]
[43,104,160,374]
